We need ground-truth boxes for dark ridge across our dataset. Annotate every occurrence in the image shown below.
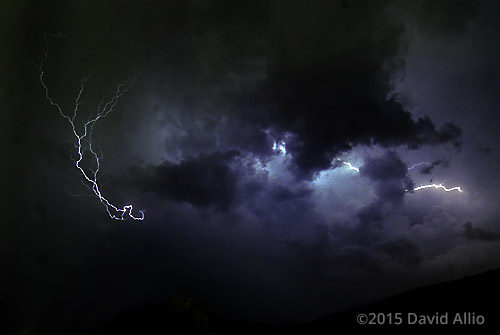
[65,267,500,334]
[282,267,500,333]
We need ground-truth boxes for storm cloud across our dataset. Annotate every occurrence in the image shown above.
[463,221,500,242]
[131,150,240,211]
[360,150,413,204]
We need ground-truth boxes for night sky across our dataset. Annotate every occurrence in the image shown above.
[2,0,500,332]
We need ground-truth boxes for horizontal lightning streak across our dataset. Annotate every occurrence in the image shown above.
[335,158,463,194]
[39,34,144,221]
[413,184,463,193]
[407,162,431,171]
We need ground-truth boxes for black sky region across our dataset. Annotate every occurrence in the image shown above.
[2,0,500,332]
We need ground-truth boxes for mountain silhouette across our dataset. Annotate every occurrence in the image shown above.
[71,267,500,334]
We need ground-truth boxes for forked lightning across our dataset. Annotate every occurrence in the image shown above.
[38,34,144,220]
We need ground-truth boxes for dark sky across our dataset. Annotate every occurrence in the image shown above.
[2,0,500,332]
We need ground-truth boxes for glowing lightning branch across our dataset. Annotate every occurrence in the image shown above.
[38,34,144,221]
[407,162,431,171]
[336,158,360,172]
[413,184,463,193]
[342,161,360,172]
[334,158,463,194]
[406,161,463,193]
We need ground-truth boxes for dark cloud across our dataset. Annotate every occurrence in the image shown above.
[404,208,426,227]
[360,151,413,204]
[357,201,384,230]
[373,180,405,205]
[475,140,492,155]
[377,238,422,265]
[420,161,438,175]
[143,0,462,179]
[268,184,312,204]
[463,221,500,242]
[412,0,480,38]
[419,159,449,175]
[361,151,408,181]
[13,0,463,181]
[344,201,385,246]
[131,150,240,211]
[245,59,462,179]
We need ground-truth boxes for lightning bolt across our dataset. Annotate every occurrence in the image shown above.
[406,161,463,193]
[412,184,463,193]
[407,162,431,171]
[336,158,360,172]
[336,158,463,193]
[38,34,144,221]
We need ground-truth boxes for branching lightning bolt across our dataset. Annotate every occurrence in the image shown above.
[406,161,463,193]
[335,158,463,193]
[38,34,144,221]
